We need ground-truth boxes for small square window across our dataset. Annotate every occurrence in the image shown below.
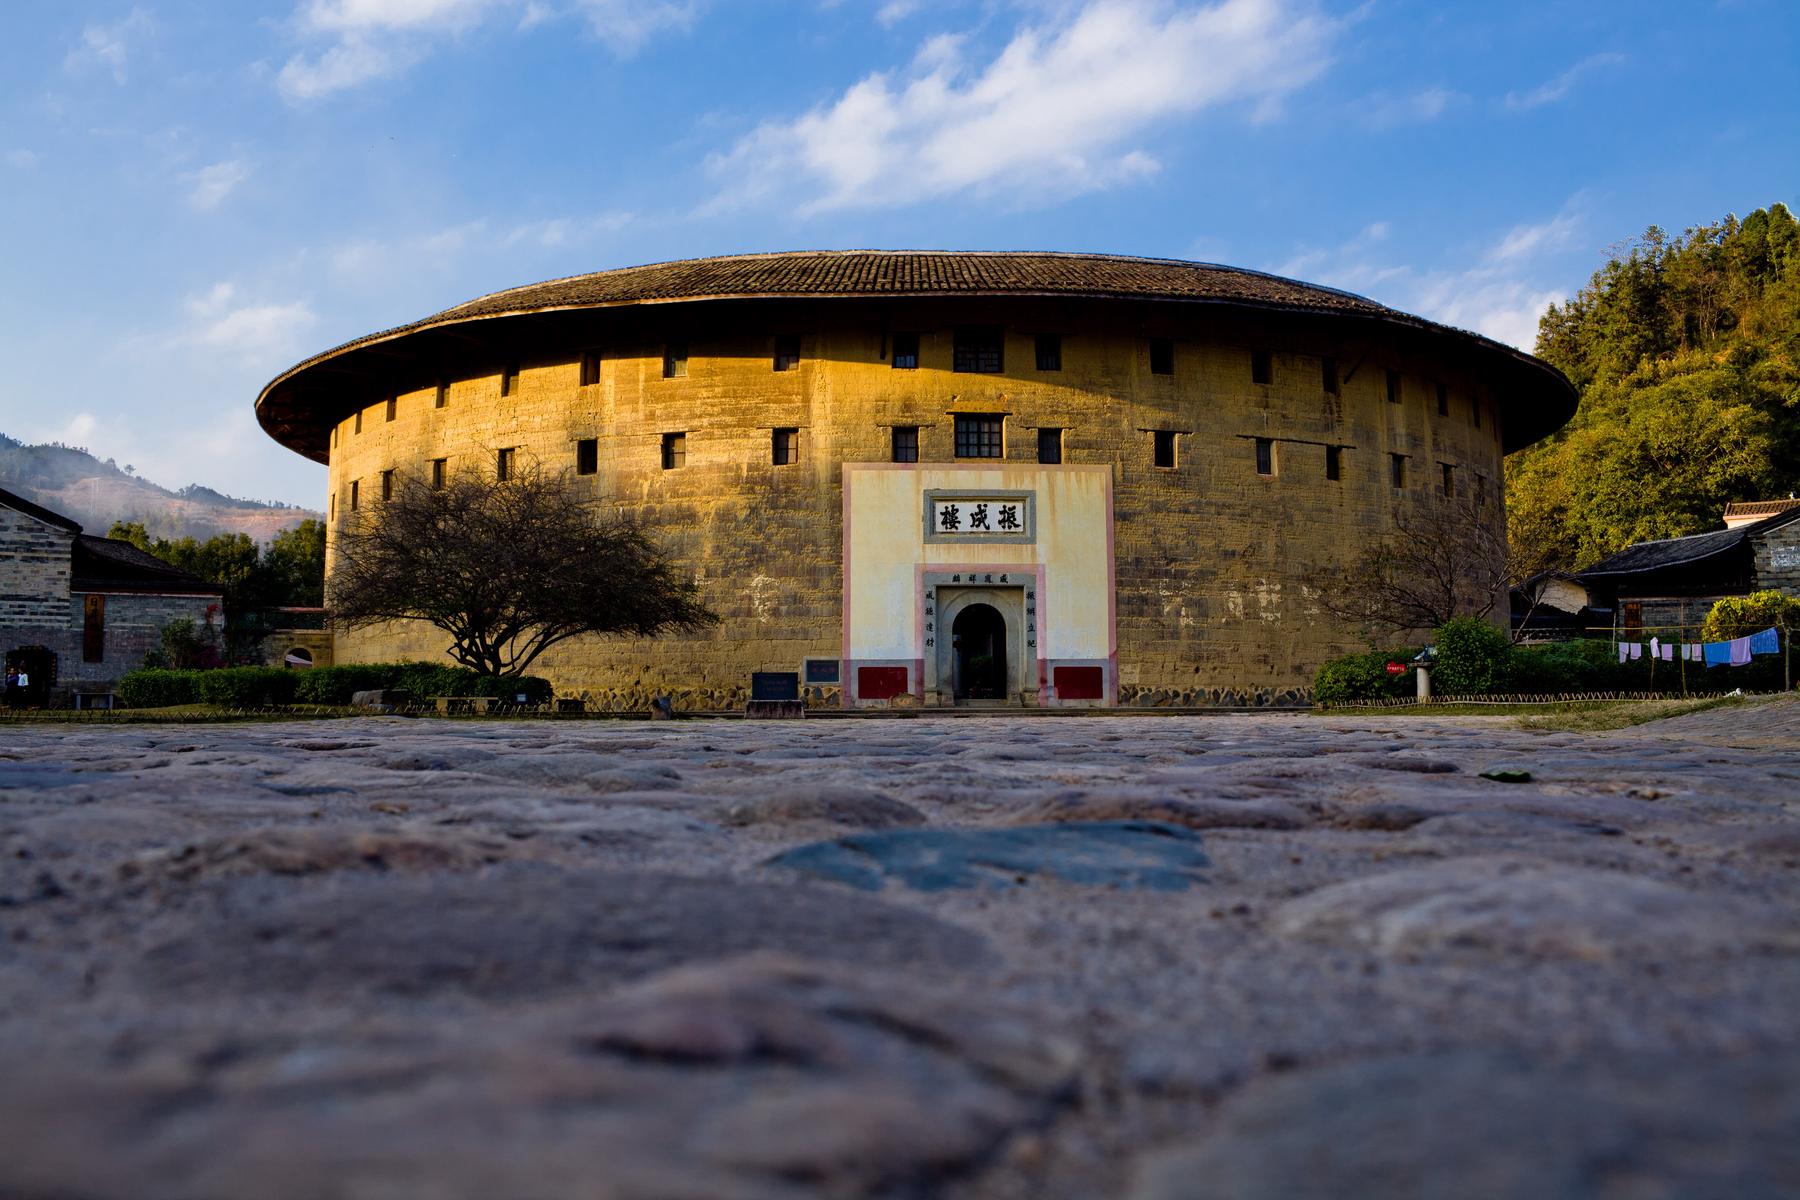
[496,448,514,481]
[773,335,801,372]
[953,327,1003,373]
[380,469,394,501]
[1386,368,1401,404]
[354,410,363,434]
[385,396,397,422]
[891,332,919,370]
[954,413,1004,457]
[1252,350,1273,385]
[1436,382,1449,417]
[435,380,448,408]
[431,458,446,489]
[1255,438,1274,476]
[1440,462,1456,497]
[1037,427,1063,464]
[502,363,520,397]
[576,438,598,475]
[1035,334,1062,372]
[1390,453,1407,488]
[772,427,799,465]
[1322,358,1339,395]
[1153,430,1176,469]
[891,425,919,463]
[663,342,688,379]
[1149,338,1174,376]
[662,432,686,470]
[1326,444,1342,481]
[349,479,360,511]
[580,352,602,388]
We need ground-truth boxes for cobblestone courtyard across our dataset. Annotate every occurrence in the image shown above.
[2,701,1798,1198]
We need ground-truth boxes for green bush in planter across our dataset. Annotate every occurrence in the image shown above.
[1313,647,1421,703]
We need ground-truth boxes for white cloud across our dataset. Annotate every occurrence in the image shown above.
[185,159,251,212]
[877,0,922,27]
[708,0,1340,213]
[279,0,694,98]
[1272,203,1587,351]
[1353,86,1464,129]
[1505,52,1625,111]
[5,149,39,170]
[66,8,153,84]
[181,282,319,363]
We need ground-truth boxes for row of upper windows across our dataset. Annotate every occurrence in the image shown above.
[333,415,1485,518]
[329,337,1492,446]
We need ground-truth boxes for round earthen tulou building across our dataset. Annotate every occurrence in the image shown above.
[257,251,1576,709]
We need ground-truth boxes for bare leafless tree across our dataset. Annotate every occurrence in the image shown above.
[328,466,717,677]
[1313,495,1551,642]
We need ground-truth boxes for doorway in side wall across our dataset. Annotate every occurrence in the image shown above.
[952,603,1007,700]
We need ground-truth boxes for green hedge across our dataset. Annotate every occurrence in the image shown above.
[1312,647,1422,703]
[119,661,553,709]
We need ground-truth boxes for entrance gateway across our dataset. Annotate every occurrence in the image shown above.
[841,463,1118,707]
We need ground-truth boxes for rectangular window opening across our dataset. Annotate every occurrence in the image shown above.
[1322,357,1339,395]
[891,332,919,370]
[331,427,338,448]
[385,396,396,422]
[772,427,799,465]
[580,352,602,388]
[380,468,394,502]
[431,458,446,489]
[953,327,1003,373]
[501,363,520,397]
[1390,453,1406,489]
[1037,427,1063,465]
[773,335,801,372]
[1252,349,1273,385]
[349,479,360,511]
[434,380,448,408]
[891,425,919,463]
[1326,444,1342,481]
[576,438,598,476]
[1436,382,1449,417]
[1472,397,1482,428]
[1149,338,1174,376]
[1386,368,1401,404]
[663,342,688,379]
[662,432,686,470]
[1440,462,1456,498]
[1254,437,1274,476]
[1034,333,1062,372]
[82,594,105,663]
[1153,430,1177,469]
[954,413,1004,458]
[496,447,514,482]
[354,410,362,434]
[1475,473,1488,506]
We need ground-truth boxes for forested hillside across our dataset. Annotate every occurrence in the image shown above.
[1506,203,1800,569]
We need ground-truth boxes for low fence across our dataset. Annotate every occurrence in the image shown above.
[1316,690,1752,710]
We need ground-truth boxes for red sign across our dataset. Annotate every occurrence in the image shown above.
[1385,661,1406,675]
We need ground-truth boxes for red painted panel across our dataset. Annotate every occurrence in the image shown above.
[858,666,910,700]
[1054,666,1104,701]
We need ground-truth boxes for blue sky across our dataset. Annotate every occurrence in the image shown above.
[1,0,1795,508]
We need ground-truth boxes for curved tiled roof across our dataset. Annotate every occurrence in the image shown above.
[1581,504,1800,578]
[257,250,1578,462]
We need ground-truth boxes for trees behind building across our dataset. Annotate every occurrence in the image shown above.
[327,467,717,678]
[1509,203,1800,570]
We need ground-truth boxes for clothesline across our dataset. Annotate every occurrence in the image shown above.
[1614,626,1783,666]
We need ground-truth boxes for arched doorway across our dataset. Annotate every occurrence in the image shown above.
[952,604,1007,700]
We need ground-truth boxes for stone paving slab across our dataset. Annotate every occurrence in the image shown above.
[0,698,1796,1198]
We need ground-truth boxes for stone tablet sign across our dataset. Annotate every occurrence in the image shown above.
[923,490,1035,544]
[751,672,800,702]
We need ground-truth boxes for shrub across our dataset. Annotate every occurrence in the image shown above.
[1431,616,1511,695]
[292,662,554,706]
[194,667,298,707]
[1313,647,1420,703]
[293,664,395,705]
[1701,590,1800,641]
[118,669,200,708]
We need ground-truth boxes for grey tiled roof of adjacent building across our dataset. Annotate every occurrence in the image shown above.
[1582,505,1800,578]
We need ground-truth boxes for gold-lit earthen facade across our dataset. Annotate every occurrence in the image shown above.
[257,252,1576,708]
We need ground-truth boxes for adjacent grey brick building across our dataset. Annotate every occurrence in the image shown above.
[1580,503,1800,635]
[1,486,224,705]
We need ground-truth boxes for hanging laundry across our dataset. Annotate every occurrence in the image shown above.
[1618,643,1630,664]
[1703,641,1731,666]
[1729,636,1753,666]
[1749,626,1781,655]
[1628,643,1643,660]
[1649,637,1661,659]
[1685,643,1703,661]
[1661,644,1674,661]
